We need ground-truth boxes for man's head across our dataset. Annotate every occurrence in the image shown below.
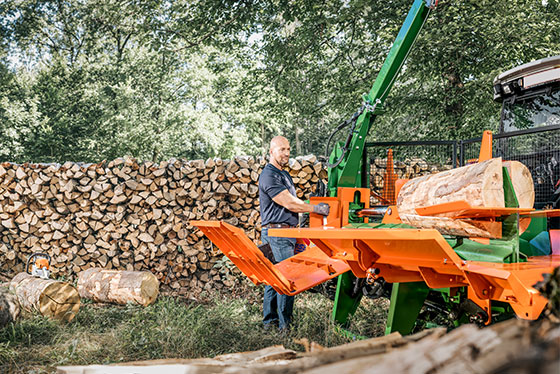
[269,136,290,168]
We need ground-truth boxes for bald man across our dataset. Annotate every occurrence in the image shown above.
[259,136,329,331]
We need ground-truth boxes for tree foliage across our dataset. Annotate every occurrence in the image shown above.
[0,0,559,162]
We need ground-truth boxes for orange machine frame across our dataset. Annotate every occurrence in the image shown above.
[193,186,560,322]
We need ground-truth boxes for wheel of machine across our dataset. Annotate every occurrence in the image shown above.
[412,291,456,333]
[362,278,391,300]
[308,278,338,300]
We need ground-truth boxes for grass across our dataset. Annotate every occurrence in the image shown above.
[0,289,389,374]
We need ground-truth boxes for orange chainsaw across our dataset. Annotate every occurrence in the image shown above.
[26,253,51,280]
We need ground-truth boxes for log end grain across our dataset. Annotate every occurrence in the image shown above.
[0,286,20,328]
[39,282,81,322]
[503,160,535,208]
[140,273,160,306]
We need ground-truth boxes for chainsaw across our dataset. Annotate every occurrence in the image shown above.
[26,253,51,280]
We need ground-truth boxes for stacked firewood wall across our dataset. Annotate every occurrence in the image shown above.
[369,157,453,202]
[0,156,327,296]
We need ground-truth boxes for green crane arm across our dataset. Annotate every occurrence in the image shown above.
[327,0,436,196]
[327,0,437,326]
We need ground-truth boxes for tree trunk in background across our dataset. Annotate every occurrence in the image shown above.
[9,273,80,322]
[261,122,267,157]
[77,268,159,306]
[295,126,302,156]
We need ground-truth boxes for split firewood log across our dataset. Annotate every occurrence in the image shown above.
[9,273,80,322]
[77,268,159,306]
[0,285,20,328]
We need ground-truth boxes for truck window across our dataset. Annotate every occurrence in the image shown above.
[501,87,560,132]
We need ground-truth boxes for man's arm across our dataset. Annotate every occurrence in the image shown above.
[272,190,329,215]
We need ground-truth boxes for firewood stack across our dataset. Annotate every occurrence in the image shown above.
[0,156,327,296]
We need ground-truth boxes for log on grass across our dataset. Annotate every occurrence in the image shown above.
[77,268,159,306]
[397,158,533,238]
[9,273,80,322]
[0,286,20,328]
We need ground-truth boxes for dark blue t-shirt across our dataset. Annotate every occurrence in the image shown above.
[259,163,298,227]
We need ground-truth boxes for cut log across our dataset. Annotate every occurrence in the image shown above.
[77,268,159,306]
[9,273,80,322]
[0,286,20,328]
[398,158,506,211]
[503,160,534,208]
[397,158,531,238]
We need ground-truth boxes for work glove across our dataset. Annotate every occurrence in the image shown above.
[313,202,330,216]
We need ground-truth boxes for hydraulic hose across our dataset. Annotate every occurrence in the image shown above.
[324,105,364,169]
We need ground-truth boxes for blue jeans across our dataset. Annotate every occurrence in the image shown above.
[261,228,296,330]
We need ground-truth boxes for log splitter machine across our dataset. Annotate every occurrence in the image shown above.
[194,0,560,335]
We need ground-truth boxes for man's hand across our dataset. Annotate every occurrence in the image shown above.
[313,203,330,216]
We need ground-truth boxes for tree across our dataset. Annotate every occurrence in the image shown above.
[251,0,560,151]
[0,0,281,162]
[1,0,559,162]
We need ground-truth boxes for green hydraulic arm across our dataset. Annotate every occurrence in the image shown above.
[327,0,436,195]
[327,0,437,325]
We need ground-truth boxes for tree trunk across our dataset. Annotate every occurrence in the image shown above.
[397,158,533,238]
[9,273,80,322]
[261,122,267,157]
[0,285,20,328]
[295,126,302,156]
[77,268,159,306]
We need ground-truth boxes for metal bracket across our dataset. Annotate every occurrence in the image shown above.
[425,0,438,9]
[363,98,382,114]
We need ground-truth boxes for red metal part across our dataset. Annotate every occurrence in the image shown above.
[550,230,560,255]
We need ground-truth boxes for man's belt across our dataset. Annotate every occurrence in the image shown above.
[262,223,293,229]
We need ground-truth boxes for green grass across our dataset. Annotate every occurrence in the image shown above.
[0,290,389,374]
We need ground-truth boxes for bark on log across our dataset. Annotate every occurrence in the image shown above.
[397,158,534,238]
[0,285,20,328]
[77,268,159,306]
[9,273,80,322]
[398,158,506,212]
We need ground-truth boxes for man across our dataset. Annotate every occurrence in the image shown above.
[259,135,330,331]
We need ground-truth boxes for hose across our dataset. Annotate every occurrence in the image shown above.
[324,105,365,169]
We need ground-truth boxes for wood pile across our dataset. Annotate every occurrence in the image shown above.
[0,156,327,297]
[56,317,560,374]
[369,157,452,203]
